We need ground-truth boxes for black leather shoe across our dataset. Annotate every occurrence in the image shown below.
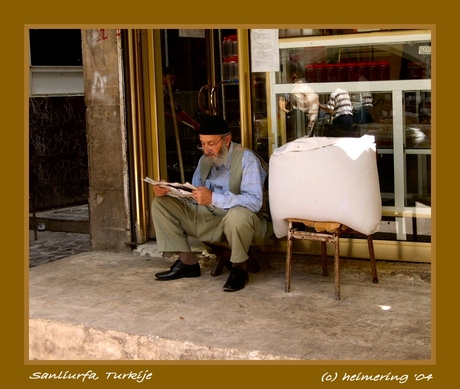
[223,267,249,292]
[155,259,201,280]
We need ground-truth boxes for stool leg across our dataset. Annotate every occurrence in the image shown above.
[210,246,231,277]
[285,223,293,293]
[248,247,261,273]
[321,241,328,276]
[210,256,228,277]
[367,235,379,283]
[334,232,340,300]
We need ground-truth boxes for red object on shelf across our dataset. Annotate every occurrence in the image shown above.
[326,63,337,82]
[305,64,316,83]
[314,63,326,83]
[346,62,358,81]
[408,62,425,79]
[336,63,347,82]
[357,62,370,81]
[378,61,390,80]
[368,62,378,81]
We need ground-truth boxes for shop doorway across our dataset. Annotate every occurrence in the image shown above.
[158,28,243,183]
[124,28,250,243]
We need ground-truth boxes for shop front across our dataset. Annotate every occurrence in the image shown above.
[121,28,432,262]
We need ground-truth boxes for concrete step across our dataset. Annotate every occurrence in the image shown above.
[29,250,432,360]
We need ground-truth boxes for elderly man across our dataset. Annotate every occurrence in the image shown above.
[279,81,319,136]
[151,115,271,291]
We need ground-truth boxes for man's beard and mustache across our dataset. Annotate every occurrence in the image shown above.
[203,141,229,167]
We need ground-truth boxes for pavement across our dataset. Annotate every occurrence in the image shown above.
[29,229,91,267]
[29,204,91,267]
[28,206,432,361]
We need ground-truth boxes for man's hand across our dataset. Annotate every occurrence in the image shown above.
[153,185,170,197]
[192,186,212,205]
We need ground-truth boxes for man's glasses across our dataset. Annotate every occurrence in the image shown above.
[197,134,228,151]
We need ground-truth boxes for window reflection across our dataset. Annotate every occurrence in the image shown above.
[276,91,396,148]
[405,91,431,149]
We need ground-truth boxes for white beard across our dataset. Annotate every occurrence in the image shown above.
[203,141,229,167]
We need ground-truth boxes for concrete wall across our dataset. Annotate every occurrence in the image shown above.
[81,29,131,252]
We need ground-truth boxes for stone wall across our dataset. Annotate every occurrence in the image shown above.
[82,29,131,252]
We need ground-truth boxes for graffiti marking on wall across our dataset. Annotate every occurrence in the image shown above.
[92,71,107,97]
[97,29,109,42]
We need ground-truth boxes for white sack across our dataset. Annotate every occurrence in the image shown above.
[269,135,381,238]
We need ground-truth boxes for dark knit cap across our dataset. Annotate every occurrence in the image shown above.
[199,115,230,135]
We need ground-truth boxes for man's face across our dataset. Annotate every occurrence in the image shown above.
[199,134,230,166]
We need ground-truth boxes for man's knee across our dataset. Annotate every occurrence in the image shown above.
[221,208,261,239]
[151,196,163,215]
[222,207,254,227]
[151,195,176,210]
[150,196,180,222]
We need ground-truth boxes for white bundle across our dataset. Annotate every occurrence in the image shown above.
[269,135,381,237]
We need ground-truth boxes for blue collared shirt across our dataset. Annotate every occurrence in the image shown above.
[192,142,266,213]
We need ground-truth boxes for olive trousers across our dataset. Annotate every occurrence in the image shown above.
[151,196,272,263]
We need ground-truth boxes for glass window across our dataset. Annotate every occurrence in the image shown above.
[251,72,270,162]
[278,29,406,38]
[276,39,431,84]
[252,30,432,243]
[406,154,431,203]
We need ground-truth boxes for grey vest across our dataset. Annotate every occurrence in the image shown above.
[199,143,270,220]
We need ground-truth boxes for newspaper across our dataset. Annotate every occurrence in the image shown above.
[143,177,197,204]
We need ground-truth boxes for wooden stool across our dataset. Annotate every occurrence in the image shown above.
[285,218,378,300]
[207,241,261,277]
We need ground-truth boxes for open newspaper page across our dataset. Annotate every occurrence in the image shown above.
[143,177,197,204]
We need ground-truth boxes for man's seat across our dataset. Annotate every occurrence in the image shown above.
[206,241,261,277]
